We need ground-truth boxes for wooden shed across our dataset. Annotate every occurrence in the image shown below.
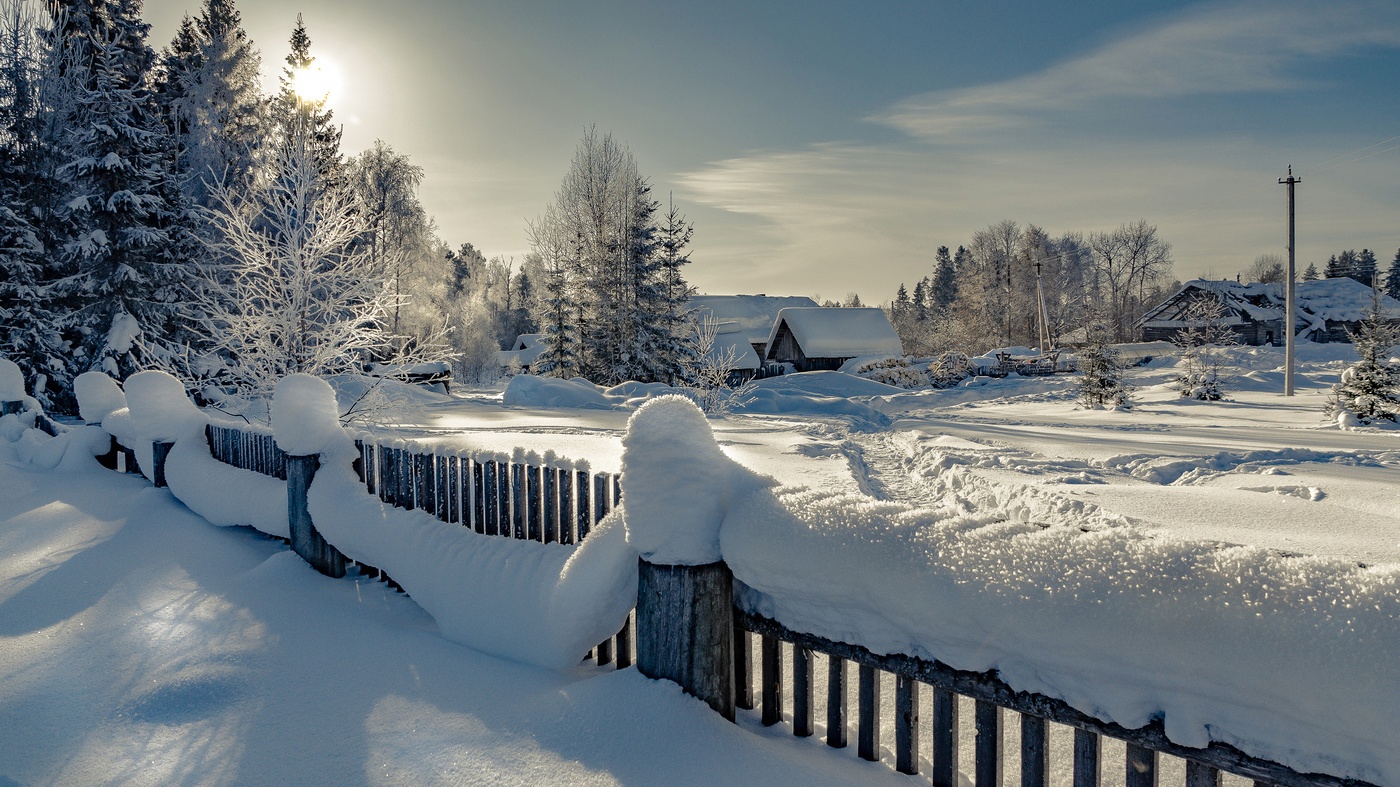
[1138,278,1400,346]
[764,307,903,372]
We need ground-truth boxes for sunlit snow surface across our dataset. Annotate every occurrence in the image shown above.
[2,342,1399,784]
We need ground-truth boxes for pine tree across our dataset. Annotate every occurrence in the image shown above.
[653,193,695,384]
[932,244,957,311]
[1077,318,1130,409]
[275,15,340,188]
[911,278,928,322]
[1323,254,1344,279]
[52,21,182,379]
[893,283,910,318]
[531,255,579,378]
[1384,249,1400,301]
[1301,262,1320,282]
[1325,286,1400,425]
[160,0,266,204]
[1353,248,1378,286]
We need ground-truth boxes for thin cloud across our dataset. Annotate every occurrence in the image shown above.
[874,0,1400,141]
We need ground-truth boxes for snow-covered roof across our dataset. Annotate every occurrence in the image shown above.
[767,307,903,359]
[689,295,820,346]
[707,321,761,371]
[511,334,544,352]
[1139,278,1400,334]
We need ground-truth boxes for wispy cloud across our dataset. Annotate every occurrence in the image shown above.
[874,0,1400,140]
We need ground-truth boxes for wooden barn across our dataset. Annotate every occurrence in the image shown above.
[1138,278,1400,345]
[764,307,903,372]
[688,294,819,358]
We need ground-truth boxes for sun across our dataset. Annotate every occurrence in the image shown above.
[292,57,341,105]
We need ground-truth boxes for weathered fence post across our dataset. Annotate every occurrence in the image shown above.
[287,453,346,578]
[151,440,174,487]
[635,557,735,721]
[0,399,22,416]
[96,434,120,470]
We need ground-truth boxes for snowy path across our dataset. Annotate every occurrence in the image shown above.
[0,463,910,786]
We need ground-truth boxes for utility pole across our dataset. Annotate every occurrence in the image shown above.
[1279,166,1301,396]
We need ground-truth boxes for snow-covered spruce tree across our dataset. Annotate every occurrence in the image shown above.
[1077,319,1130,409]
[1173,293,1237,401]
[273,15,340,190]
[529,227,581,378]
[187,119,440,416]
[1384,248,1400,301]
[1325,287,1400,426]
[158,0,267,205]
[652,193,696,385]
[51,20,190,382]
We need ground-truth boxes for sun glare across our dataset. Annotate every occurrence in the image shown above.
[292,58,341,105]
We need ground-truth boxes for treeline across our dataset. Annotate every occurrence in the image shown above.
[0,0,505,413]
[888,219,1175,356]
[1301,248,1400,299]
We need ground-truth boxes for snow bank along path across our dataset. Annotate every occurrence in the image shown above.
[618,395,1399,786]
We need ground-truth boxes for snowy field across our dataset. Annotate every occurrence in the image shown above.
[2,343,1398,785]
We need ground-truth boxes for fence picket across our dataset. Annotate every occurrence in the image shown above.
[1126,744,1157,787]
[858,664,880,761]
[793,645,814,737]
[976,700,1002,787]
[558,470,574,543]
[575,469,591,541]
[932,687,958,787]
[895,675,919,774]
[1187,761,1223,787]
[1021,714,1048,787]
[527,465,542,541]
[734,619,753,711]
[827,655,847,748]
[761,635,782,727]
[543,466,558,543]
[1073,726,1101,787]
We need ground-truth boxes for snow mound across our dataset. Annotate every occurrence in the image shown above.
[273,374,354,459]
[503,375,617,410]
[0,357,23,400]
[164,433,289,538]
[621,396,776,565]
[754,369,902,398]
[123,370,206,443]
[74,371,127,423]
[0,414,108,471]
[307,457,637,669]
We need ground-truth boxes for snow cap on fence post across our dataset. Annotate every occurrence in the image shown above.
[0,357,24,402]
[621,394,772,565]
[123,370,206,441]
[272,374,354,460]
[74,371,127,424]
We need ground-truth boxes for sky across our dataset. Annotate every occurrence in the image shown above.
[140,0,1400,303]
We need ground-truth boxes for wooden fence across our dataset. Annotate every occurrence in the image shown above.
[203,423,634,667]
[41,411,1374,786]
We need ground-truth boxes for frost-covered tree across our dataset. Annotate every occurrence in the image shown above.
[527,127,693,386]
[1301,262,1320,282]
[652,193,695,384]
[530,242,580,378]
[184,118,438,411]
[347,139,432,338]
[51,20,187,381]
[274,14,340,188]
[1089,220,1173,342]
[1384,249,1400,301]
[159,0,266,204]
[1325,286,1400,425]
[931,244,956,312]
[1173,293,1236,400]
[1244,253,1285,285]
[1077,319,1130,409]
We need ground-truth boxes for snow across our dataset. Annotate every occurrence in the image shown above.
[707,321,762,371]
[73,371,127,424]
[121,370,205,443]
[103,310,140,355]
[0,462,903,786]
[767,306,903,359]
[307,452,637,669]
[164,430,290,539]
[1143,278,1400,336]
[688,294,819,347]
[620,396,775,565]
[0,357,24,400]
[272,374,355,458]
[503,374,618,410]
[1297,276,1400,323]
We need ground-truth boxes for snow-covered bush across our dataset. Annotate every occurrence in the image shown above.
[849,356,926,389]
[683,317,754,416]
[1174,295,1237,400]
[928,352,975,388]
[1077,324,1131,409]
[1325,289,1400,425]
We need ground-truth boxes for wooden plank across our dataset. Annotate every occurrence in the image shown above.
[483,461,498,533]
[512,463,526,539]
[575,469,591,541]
[495,459,512,532]
[378,445,391,503]
[895,674,919,774]
[1021,714,1048,787]
[733,615,753,710]
[858,664,880,761]
[396,447,411,509]
[1073,728,1101,787]
[527,464,542,541]
[446,455,460,524]
[735,608,1357,787]
[634,560,733,720]
[357,440,369,488]
[593,473,608,528]
[151,441,173,487]
[826,655,847,749]
[1187,762,1223,787]
[615,613,632,669]
[421,452,436,516]
[558,469,574,543]
[793,645,814,737]
[761,635,782,727]
[287,454,346,578]
[472,459,485,532]
[543,466,557,543]
[1126,744,1157,787]
[595,634,612,666]
[975,700,1002,787]
[932,687,959,787]
[437,452,450,519]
